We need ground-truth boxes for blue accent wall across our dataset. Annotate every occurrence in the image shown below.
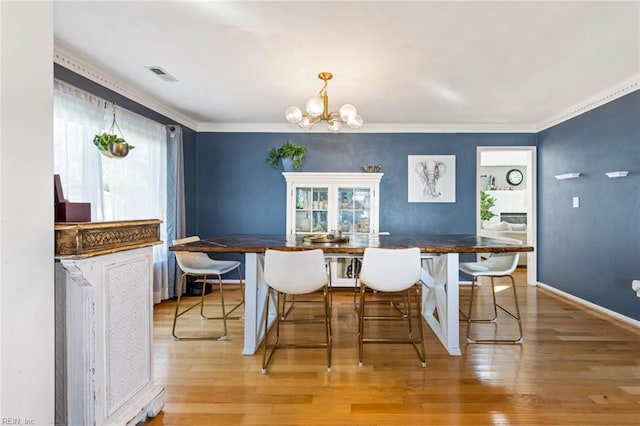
[57,64,640,322]
[538,90,640,321]
[191,132,535,238]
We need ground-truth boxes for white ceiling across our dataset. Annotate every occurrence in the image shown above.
[53,1,640,132]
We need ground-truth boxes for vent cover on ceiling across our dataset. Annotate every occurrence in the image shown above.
[145,66,179,82]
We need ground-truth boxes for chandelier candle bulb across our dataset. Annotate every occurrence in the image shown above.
[286,72,363,132]
[285,106,302,123]
[300,116,312,129]
[339,104,357,121]
[348,114,364,129]
[306,97,324,117]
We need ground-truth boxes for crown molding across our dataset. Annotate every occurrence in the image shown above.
[54,43,199,130]
[196,122,538,133]
[196,79,640,134]
[535,77,640,131]
[54,43,638,135]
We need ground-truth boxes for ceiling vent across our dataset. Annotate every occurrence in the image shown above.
[145,66,179,82]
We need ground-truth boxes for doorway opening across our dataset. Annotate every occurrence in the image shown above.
[476,147,537,285]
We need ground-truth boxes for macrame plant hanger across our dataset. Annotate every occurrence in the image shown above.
[93,103,133,158]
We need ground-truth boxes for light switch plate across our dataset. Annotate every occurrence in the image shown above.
[573,196,579,208]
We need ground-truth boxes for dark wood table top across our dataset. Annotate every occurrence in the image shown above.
[169,234,533,255]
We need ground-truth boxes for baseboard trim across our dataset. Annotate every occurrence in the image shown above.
[536,281,640,330]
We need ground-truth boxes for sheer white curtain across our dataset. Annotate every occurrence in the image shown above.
[53,80,170,303]
[53,81,105,217]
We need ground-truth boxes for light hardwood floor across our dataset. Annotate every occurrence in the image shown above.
[144,270,640,425]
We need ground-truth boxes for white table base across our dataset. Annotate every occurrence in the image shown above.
[242,251,462,356]
[421,253,461,355]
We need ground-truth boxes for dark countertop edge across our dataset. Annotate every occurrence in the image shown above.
[169,234,534,254]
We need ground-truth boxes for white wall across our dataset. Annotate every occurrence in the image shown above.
[0,2,54,423]
[480,150,529,166]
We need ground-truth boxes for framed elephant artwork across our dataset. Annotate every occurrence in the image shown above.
[408,155,456,203]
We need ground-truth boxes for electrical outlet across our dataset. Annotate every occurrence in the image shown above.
[573,196,579,208]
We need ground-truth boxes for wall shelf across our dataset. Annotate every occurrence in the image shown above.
[554,173,581,180]
[605,171,629,178]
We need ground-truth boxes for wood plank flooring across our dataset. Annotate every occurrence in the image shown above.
[143,270,640,425]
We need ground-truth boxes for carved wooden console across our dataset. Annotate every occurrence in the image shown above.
[55,219,161,258]
[55,219,164,426]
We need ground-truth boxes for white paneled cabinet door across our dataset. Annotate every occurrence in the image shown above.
[283,172,383,286]
[293,185,330,234]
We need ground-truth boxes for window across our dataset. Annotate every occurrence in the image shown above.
[53,79,169,302]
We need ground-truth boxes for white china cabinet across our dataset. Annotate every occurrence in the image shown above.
[283,172,383,285]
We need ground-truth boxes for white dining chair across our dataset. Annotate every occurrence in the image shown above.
[459,243,523,344]
[356,247,426,367]
[172,236,244,341]
[262,249,332,373]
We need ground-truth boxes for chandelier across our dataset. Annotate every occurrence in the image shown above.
[285,72,363,132]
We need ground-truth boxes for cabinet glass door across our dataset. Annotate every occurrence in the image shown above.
[295,186,328,233]
[337,186,371,233]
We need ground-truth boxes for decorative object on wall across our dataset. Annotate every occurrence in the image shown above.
[506,168,524,186]
[554,172,580,180]
[285,72,363,133]
[605,171,629,178]
[362,164,382,173]
[266,140,307,171]
[485,174,497,190]
[408,155,456,203]
[93,104,134,158]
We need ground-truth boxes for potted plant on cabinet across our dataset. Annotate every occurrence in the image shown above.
[266,140,307,171]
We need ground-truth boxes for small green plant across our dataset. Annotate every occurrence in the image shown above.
[480,190,497,221]
[266,140,307,171]
[92,132,134,152]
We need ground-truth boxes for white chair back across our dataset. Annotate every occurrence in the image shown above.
[264,249,328,295]
[173,236,212,271]
[480,252,520,275]
[359,247,421,292]
[480,237,522,275]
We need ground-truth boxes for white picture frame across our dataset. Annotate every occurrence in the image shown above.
[408,155,456,203]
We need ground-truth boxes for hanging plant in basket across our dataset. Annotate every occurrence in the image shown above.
[93,104,135,158]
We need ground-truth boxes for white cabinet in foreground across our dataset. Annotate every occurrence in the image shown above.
[55,220,164,426]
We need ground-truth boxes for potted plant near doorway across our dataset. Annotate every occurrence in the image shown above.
[266,140,307,172]
[480,190,497,221]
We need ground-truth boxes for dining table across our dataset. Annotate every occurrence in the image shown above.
[169,233,533,356]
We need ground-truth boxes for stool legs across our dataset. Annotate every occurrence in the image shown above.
[172,271,244,341]
[465,274,523,344]
[358,283,426,368]
[262,287,332,374]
